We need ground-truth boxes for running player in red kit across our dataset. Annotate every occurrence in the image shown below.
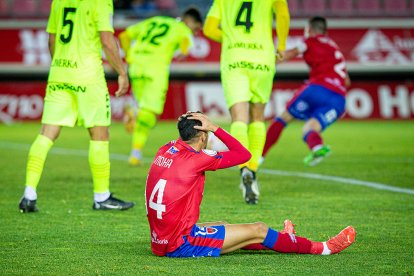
[145,112,355,257]
[262,17,351,166]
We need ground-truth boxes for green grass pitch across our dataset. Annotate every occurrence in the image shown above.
[0,121,413,274]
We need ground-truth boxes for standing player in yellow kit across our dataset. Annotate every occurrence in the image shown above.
[19,0,135,212]
[203,0,290,204]
[119,8,203,166]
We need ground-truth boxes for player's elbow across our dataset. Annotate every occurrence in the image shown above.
[240,150,252,164]
[202,24,214,40]
[100,31,115,51]
[203,17,221,42]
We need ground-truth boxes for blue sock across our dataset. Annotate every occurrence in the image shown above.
[262,228,279,249]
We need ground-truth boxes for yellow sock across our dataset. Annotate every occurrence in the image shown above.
[248,121,266,172]
[25,134,53,189]
[230,121,250,168]
[89,141,110,193]
[132,109,157,150]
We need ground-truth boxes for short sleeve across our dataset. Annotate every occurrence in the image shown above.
[207,0,221,19]
[95,0,114,32]
[46,0,57,34]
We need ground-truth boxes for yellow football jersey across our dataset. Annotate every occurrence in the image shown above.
[207,0,286,68]
[125,16,193,66]
[46,0,114,85]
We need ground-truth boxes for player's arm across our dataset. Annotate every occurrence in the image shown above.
[214,128,251,169]
[203,0,222,43]
[345,72,351,87]
[187,112,251,168]
[48,33,56,58]
[273,0,290,61]
[100,32,129,97]
[277,38,307,63]
[176,33,193,61]
[203,16,222,43]
[279,47,300,63]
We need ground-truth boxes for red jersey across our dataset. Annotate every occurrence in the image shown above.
[298,34,348,96]
[145,138,223,256]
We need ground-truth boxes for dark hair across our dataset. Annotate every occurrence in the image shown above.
[309,16,327,34]
[182,7,203,24]
[177,112,203,141]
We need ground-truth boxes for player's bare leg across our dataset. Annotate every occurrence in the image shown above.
[221,221,356,255]
[19,124,62,213]
[40,124,62,141]
[88,126,134,210]
[221,222,269,253]
[303,118,331,166]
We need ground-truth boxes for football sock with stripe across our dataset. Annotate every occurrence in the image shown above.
[230,121,249,168]
[262,117,287,157]
[247,121,266,171]
[24,134,54,199]
[132,109,157,151]
[304,130,323,151]
[89,140,110,198]
[262,228,325,254]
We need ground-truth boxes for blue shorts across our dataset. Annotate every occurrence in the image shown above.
[166,224,225,258]
[286,84,346,130]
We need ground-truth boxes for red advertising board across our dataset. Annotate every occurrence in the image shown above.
[0,26,413,69]
[1,80,413,123]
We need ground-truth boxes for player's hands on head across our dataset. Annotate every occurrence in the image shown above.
[182,111,219,133]
[115,74,129,97]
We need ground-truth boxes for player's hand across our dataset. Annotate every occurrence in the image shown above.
[186,112,219,133]
[115,74,129,97]
[175,54,188,62]
[276,49,285,63]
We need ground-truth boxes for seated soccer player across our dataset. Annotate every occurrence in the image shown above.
[145,111,356,257]
[262,16,351,166]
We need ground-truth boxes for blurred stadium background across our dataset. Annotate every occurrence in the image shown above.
[0,0,413,124]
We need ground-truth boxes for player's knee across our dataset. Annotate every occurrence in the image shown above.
[280,111,294,123]
[303,118,322,135]
[40,124,61,141]
[88,126,109,141]
[137,109,157,128]
[252,221,269,238]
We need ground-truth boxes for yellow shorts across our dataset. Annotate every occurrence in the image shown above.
[221,62,275,108]
[129,64,169,115]
[42,81,111,128]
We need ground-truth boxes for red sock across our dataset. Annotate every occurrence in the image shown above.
[310,242,324,254]
[262,118,287,157]
[242,244,270,250]
[304,130,323,151]
[273,233,313,254]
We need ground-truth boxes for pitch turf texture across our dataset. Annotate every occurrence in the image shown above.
[1,121,413,275]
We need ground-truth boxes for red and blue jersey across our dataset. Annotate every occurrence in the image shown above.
[298,34,348,96]
[145,139,223,256]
